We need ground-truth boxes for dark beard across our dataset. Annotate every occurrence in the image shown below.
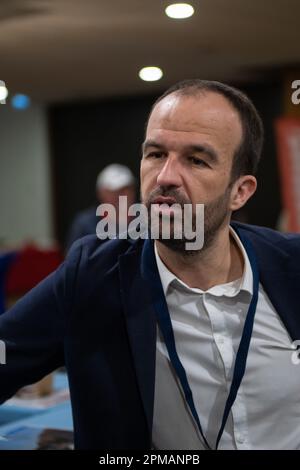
[143,186,231,255]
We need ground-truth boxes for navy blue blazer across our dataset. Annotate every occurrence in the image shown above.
[0,222,300,449]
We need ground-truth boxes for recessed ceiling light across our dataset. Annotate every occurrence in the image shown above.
[139,66,163,82]
[0,80,8,102]
[165,3,194,19]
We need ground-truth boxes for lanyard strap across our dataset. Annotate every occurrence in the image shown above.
[141,235,259,450]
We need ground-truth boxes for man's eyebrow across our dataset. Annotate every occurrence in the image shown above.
[142,140,164,154]
[142,140,218,163]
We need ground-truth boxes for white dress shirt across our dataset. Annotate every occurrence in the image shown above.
[152,227,300,450]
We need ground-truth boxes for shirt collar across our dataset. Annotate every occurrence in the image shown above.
[154,226,253,298]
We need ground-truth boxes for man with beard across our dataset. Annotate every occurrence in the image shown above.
[1,80,300,450]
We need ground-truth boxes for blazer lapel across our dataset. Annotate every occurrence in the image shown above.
[118,243,157,436]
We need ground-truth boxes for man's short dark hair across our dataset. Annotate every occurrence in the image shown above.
[147,79,264,180]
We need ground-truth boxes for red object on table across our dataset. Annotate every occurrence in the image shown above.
[5,244,64,296]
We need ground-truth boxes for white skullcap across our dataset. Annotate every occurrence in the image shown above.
[96,164,135,191]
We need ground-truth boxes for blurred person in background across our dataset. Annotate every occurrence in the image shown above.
[66,163,135,249]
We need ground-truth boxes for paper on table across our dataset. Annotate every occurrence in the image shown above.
[4,388,70,409]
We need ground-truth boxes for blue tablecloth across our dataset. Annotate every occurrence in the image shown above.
[0,372,73,449]
[0,372,70,426]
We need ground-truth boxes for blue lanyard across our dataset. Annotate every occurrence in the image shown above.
[141,235,259,450]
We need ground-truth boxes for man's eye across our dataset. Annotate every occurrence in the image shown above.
[188,156,209,167]
[146,152,163,159]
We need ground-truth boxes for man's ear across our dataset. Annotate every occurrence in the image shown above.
[229,175,257,211]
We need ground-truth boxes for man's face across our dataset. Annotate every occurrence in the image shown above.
[140,91,243,251]
[97,186,135,208]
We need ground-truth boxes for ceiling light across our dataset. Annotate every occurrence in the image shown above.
[165,3,194,19]
[138,66,163,82]
[0,80,8,102]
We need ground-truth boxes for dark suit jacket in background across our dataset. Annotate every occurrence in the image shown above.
[0,222,300,449]
[66,206,98,250]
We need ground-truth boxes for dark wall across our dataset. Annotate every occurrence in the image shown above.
[238,82,283,227]
[48,82,283,246]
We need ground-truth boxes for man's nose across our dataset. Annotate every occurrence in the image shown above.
[156,156,182,188]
